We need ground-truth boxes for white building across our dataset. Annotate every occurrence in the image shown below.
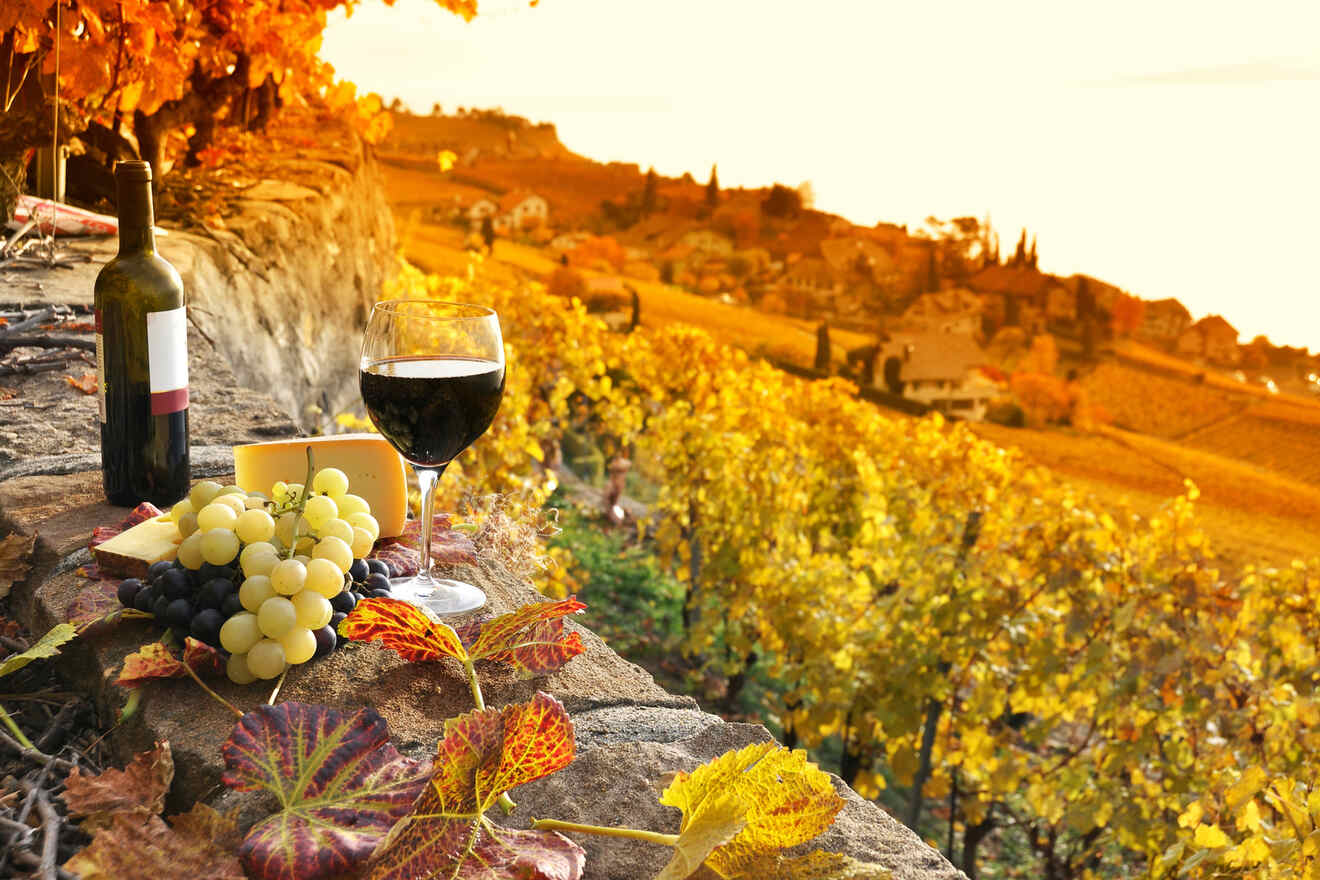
[881,332,998,421]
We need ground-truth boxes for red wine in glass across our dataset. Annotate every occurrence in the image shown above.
[359,356,505,466]
[358,301,505,616]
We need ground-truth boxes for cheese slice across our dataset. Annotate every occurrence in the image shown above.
[93,517,182,579]
[232,434,408,538]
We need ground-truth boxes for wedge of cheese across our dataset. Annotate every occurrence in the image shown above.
[92,516,182,579]
[232,434,408,538]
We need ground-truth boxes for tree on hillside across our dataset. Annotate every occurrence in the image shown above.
[923,216,983,282]
[431,102,444,115]
[762,184,803,218]
[705,164,720,208]
[1027,235,1038,270]
[1110,293,1145,337]
[0,0,476,203]
[1012,229,1028,267]
[925,248,940,293]
[640,167,658,216]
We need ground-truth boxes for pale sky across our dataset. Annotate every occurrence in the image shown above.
[322,0,1320,350]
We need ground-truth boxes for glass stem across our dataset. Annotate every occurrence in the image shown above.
[414,464,446,583]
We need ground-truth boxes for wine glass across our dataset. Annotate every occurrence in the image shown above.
[359,300,505,615]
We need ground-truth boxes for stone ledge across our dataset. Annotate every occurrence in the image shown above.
[0,464,966,879]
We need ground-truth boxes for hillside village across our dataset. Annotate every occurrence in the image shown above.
[381,108,1320,426]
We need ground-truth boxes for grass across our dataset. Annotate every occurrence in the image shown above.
[548,503,686,684]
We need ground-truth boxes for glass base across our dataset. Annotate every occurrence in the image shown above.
[390,576,487,617]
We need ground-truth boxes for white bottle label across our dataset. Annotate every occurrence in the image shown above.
[147,306,189,414]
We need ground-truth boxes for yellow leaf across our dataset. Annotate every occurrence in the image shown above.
[655,794,746,880]
[1193,823,1229,849]
[436,150,457,172]
[1226,767,1268,812]
[660,742,844,877]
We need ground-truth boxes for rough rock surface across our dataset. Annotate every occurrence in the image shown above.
[1,128,392,431]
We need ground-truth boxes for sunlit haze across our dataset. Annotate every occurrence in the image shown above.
[322,0,1320,349]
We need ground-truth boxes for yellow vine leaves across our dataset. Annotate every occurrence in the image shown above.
[656,742,865,880]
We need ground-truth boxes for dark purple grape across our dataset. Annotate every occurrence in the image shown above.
[133,587,155,613]
[197,578,233,610]
[366,559,389,577]
[313,625,337,657]
[349,558,369,583]
[330,589,357,614]
[190,609,225,647]
[368,588,392,599]
[166,598,193,628]
[364,573,391,593]
[170,625,191,643]
[159,568,190,600]
[151,596,170,621]
[117,578,144,608]
[196,562,227,583]
[330,611,347,632]
[221,592,244,617]
[147,560,174,582]
[350,591,366,604]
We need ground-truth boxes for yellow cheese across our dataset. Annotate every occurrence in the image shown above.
[232,434,408,538]
[93,517,182,579]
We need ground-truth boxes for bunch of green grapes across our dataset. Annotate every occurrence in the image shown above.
[160,469,385,684]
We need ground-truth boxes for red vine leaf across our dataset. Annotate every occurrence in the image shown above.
[63,804,246,880]
[220,702,434,880]
[462,597,587,676]
[65,578,125,630]
[366,692,582,880]
[341,597,586,677]
[63,741,173,828]
[371,512,476,576]
[369,820,585,880]
[337,597,467,663]
[88,502,163,551]
[115,638,223,687]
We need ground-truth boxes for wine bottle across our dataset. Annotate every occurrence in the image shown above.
[95,160,190,506]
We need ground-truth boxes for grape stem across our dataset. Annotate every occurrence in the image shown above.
[529,818,679,847]
[462,656,517,816]
[180,659,243,719]
[283,447,317,560]
[267,665,290,706]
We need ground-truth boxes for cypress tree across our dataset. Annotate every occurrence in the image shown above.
[1013,229,1027,267]
[1027,235,1038,270]
[641,167,658,216]
[705,164,719,208]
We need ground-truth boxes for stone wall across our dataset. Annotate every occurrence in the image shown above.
[0,146,966,879]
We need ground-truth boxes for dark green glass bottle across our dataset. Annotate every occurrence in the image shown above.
[95,160,190,506]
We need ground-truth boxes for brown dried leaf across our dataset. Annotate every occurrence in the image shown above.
[63,741,173,828]
[64,805,246,880]
[0,532,36,599]
[64,371,98,394]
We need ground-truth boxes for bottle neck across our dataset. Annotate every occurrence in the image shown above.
[115,177,156,255]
